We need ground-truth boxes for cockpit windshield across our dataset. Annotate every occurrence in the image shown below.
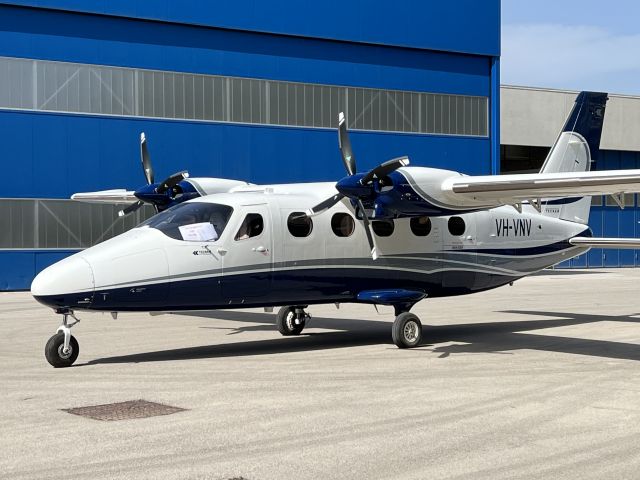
[139,202,233,241]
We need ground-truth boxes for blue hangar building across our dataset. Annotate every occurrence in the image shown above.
[0,0,501,290]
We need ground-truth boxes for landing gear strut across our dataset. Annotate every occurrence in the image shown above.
[391,304,423,349]
[276,306,310,336]
[44,310,80,368]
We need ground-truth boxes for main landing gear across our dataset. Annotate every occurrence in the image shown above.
[275,304,423,348]
[276,306,310,336]
[391,311,423,348]
[44,310,80,368]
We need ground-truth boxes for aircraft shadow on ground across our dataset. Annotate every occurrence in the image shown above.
[85,309,640,365]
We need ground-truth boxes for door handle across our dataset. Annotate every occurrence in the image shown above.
[217,247,228,255]
[252,246,267,253]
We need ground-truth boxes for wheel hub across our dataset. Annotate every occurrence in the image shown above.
[58,344,73,359]
[286,312,299,331]
[403,321,419,343]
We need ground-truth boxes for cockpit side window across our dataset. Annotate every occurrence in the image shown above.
[235,213,264,241]
[139,202,233,241]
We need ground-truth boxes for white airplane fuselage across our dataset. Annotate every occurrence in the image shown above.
[31,180,590,313]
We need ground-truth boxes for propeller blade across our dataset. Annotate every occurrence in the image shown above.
[305,193,344,217]
[361,156,410,185]
[140,132,154,185]
[357,200,378,260]
[118,200,144,217]
[156,171,189,194]
[338,112,356,176]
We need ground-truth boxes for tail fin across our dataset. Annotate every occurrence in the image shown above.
[540,91,608,224]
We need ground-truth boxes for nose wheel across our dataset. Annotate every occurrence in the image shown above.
[45,332,79,368]
[44,311,80,368]
[276,306,309,336]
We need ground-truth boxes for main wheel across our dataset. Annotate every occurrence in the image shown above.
[276,306,306,336]
[45,332,79,368]
[392,312,422,348]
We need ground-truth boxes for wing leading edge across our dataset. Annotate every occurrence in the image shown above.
[444,169,640,207]
[71,189,137,204]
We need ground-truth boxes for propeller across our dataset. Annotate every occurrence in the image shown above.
[361,156,409,185]
[156,170,189,194]
[307,113,410,259]
[118,133,190,217]
[118,200,144,217]
[140,132,154,184]
[306,193,344,217]
[338,112,356,176]
[357,199,377,260]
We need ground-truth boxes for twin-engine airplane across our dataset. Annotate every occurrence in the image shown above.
[32,91,640,367]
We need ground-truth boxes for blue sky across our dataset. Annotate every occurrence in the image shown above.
[501,0,640,95]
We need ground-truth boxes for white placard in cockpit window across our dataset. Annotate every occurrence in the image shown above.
[178,222,218,241]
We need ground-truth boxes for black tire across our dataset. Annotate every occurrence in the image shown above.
[44,332,79,368]
[392,312,422,348]
[276,306,305,336]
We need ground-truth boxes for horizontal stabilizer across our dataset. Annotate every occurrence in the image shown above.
[569,237,640,249]
[71,189,137,204]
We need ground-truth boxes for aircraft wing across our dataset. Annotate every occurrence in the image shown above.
[569,237,640,249]
[70,189,137,204]
[442,169,640,206]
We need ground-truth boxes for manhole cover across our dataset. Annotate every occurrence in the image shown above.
[63,399,186,421]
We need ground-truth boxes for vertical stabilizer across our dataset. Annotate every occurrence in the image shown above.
[540,91,608,224]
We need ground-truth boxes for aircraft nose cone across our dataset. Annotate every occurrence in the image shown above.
[31,255,95,309]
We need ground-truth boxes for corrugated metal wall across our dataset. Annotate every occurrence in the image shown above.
[0,1,500,290]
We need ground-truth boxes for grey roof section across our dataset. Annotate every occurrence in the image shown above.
[501,85,640,152]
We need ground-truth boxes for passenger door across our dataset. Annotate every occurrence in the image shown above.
[221,204,273,304]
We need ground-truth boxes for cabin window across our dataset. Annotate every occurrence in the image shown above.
[410,216,432,236]
[448,216,466,236]
[235,213,264,240]
[287,212,313,237]
[139,202,233,241]
[372,219,394,237]
[331,212,355,237]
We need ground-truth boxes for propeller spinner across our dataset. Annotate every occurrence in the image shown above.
[118,133,190,217]
[307,113,409,260]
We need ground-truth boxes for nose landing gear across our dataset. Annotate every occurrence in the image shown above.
[45,310,80,368]
[276,306,310,336]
